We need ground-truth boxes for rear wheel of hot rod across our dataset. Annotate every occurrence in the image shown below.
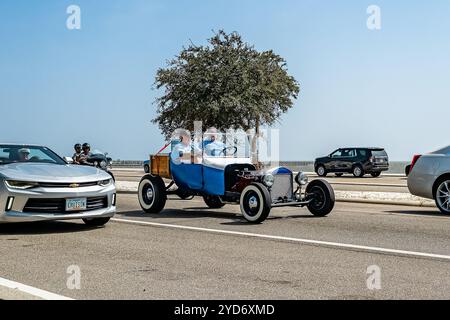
[138,175,167,213]
[306,179,335,217]
[203,195,225,209]
[240,183,271,223]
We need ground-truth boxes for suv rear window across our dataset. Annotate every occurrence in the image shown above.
[371,150,388,157]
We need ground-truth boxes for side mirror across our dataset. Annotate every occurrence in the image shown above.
[64,157,74,164]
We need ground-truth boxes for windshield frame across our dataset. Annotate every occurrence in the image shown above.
[0,145,67,166]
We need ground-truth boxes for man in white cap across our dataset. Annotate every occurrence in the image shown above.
[18,148,31,162]
[171,129,201,165]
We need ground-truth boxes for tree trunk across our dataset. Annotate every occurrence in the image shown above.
[251,118,261,169]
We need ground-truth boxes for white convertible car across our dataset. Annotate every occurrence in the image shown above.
[0,144,116,225]
[407,146,450,214]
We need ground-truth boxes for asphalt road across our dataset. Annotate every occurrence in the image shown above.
[0,193,449,300]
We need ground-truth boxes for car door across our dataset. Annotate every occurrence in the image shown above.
[329,149,343,172]
[343,149,357,171]
[336,149,350,172]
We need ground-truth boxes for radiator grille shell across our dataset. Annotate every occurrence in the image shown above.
[270,174,293,202]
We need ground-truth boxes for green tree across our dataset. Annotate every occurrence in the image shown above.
[153,30,300,162]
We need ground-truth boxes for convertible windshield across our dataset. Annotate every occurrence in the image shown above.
[0,145,66,165]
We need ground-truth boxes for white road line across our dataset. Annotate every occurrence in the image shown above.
[0,277,73,300]
[112,218,450,261]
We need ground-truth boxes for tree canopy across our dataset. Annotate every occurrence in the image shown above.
[153,30,300,139]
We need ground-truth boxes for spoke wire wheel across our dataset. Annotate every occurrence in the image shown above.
[309,186,326,211]
[436,180,450,214]
[240,183,271,223]
[306,179,335,217]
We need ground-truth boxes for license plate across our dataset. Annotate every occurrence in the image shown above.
[66,198,87,212]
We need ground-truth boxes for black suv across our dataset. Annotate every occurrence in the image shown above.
[314,148,389,178]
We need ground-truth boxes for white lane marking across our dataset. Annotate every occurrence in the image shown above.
[0,277,73,300]
[112,218,450,261]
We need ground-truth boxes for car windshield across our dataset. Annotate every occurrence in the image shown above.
[0,145,66,165]
[170,130,251,164]
[200,132,249,158]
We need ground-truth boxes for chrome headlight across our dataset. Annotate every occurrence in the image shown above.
[100,160,107,169]
[262,174,275,187]
[5,180,39,190]
[295,172,309,186]
[98,179,112,187]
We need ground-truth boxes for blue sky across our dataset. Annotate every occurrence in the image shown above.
[0,0,449,160]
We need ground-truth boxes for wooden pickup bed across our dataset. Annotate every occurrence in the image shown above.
[150,154,171,179]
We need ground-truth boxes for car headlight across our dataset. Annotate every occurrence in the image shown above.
[295,172,309,186]
[98,179,112,187]
[262,174,275,187]
[5,180,39,190]
[100,160,107,169]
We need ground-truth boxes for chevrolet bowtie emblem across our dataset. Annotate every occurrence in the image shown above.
[69,183,80,188]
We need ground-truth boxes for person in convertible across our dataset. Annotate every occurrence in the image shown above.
[203,127,225,157]
[171,129,201,165]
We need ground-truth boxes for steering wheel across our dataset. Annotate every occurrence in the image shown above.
[218,146,238,157]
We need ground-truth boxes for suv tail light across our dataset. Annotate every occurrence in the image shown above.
[410,154,422,172]
[369,156,374,163]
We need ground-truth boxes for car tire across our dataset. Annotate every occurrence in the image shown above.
[405,165,411,177]
[108,171,116,182]
[352,165,364,178]
[335,173,344,177]
[138,174,167,213]
[306,179,335,217]
[144,165,150,174]
[82,217,110,227]
[240,183,271,223]
[203,195,225,209]
[434,178,450,215]
[370,172,381,178]
[316,165,327,177]
[176,188,194,200]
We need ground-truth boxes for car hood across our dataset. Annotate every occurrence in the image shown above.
[315,157,329,162]
[0,163,111,183]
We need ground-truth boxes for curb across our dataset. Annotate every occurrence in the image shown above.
[336,198,436,208]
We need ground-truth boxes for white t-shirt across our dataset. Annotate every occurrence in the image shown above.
[171,143,195,165]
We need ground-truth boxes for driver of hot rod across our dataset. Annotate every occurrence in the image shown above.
[203,127,225,157]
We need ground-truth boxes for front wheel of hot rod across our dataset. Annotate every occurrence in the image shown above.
[138,175,167,213]
[306,180,335,217]
[240,183,271,223]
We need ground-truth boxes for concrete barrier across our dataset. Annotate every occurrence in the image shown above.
[113,160,410,174]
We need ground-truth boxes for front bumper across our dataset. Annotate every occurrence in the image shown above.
[0,183,116,223]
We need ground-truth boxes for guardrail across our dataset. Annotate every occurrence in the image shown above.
[112,160,410,174]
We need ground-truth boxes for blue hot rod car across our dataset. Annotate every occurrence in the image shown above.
[138,140,335,223]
